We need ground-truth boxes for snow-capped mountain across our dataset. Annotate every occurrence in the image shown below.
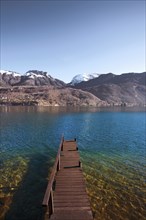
[0,70,21,77]
[0,70,22,86]
[70,73,100,85]
[0,70,65,87]
[23,70,63,86]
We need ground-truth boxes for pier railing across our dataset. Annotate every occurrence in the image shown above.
[42,136,64,218]
[42,136,82,219]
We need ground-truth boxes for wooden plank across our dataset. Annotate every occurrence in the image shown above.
[52,139,93,219]
[54,196,89,199]
[54,203,90,206]
[54,198,89,202]
[43,137,93,220]
[50,210,93,219]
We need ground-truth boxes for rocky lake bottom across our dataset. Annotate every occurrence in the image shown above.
[0,106,145,220]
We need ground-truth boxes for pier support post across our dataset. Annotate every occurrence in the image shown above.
[61,143,63,151]
[48,188,54,218]
[79,161,82,168]
[61,140,63,151]
[57,154,60,171]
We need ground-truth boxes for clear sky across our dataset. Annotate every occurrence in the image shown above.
[0,0,145,82]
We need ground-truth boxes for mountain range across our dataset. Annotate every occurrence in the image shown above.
[0,70,65,87]
[74,72,146,106]
[0,70,145,107]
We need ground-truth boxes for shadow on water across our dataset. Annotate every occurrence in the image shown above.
[5,151,55,220]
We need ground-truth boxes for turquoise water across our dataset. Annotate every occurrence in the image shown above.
[0,106,145,220]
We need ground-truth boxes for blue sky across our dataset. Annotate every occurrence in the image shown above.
[1,0,145,82]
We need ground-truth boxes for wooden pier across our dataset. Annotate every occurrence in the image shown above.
[42,137,93,220]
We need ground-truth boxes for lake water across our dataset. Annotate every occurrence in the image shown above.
[0,106,145,220]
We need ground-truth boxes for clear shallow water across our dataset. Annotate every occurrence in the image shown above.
[0,106,145,220]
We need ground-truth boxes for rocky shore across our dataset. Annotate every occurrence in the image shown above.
[0,86,107,107]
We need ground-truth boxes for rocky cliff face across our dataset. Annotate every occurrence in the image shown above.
[74,72,146,106]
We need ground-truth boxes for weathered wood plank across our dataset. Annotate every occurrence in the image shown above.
[43,138,93,220]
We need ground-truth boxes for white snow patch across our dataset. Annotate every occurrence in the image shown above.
[0,70,21,77]
[0,70,8,74]
[13,73,21,77]
[71,73,100,85]
[26,72,45,78]
[46,73,51,78]
[28,75,35,79]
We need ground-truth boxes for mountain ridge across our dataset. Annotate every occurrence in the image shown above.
[74,72,146,106]
[0,70,65,87]
[0,70,145,107]
[70,73,100,85]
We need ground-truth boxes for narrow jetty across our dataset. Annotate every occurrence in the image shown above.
[42,137,93,220]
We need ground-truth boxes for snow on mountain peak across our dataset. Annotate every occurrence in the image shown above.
[25,70,52,79]
[26,72,45,79]
[70,73,100,85]
[0,69,55,81]
[0,70,21,77]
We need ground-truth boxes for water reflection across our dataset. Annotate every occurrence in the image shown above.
[0,106,145,113]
